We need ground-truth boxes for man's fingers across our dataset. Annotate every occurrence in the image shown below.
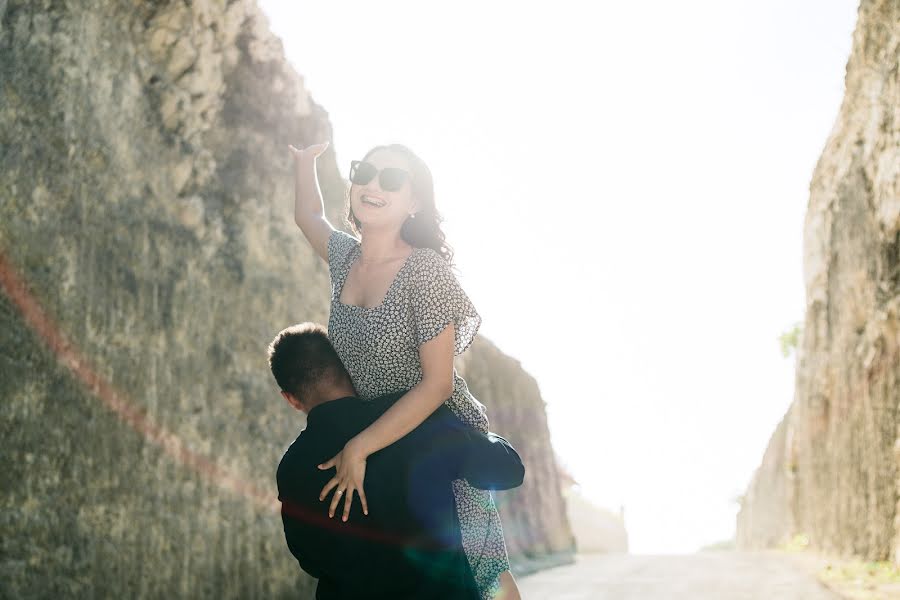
[319,477,339,502]
[342,489,355,522]
[318,458,336,470]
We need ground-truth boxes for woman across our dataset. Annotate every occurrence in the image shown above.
[288,140,521,600]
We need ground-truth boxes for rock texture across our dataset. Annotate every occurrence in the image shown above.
[0,1,571,597]
[561,486,628,554]
[735,406,795,550]
[736,0,899,564]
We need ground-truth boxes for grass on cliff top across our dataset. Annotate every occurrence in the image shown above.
[779,534,900,600]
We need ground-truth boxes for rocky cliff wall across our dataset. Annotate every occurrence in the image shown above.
[561,487,628,554]
[736,0,899,563]
[0,1,571,596]
[735,406,795,549]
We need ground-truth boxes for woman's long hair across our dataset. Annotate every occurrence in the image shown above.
[345,143,454,265]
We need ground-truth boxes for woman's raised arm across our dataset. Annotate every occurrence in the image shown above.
[317,323,456,521]
[288,142,334,262]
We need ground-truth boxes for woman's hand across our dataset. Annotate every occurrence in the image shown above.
[288,141,329,164]
[318,439,369,521]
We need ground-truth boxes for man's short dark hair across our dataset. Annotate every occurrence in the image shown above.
[267,322,349,397]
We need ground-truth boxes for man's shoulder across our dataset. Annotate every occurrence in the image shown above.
[371,405,467,463]
[420,404,466,431]
[364,390,404,405]
[276,430,310,486]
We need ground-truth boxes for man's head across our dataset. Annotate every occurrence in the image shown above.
[267,322,355,413]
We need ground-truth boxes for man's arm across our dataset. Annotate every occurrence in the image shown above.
[395,406,525,491]
[280,500,379,599]
[280,499,327,579]
[457,430,525,490]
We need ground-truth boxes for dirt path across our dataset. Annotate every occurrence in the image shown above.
[518,550,843,599]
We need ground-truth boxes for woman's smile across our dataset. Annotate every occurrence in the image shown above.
[361,194,387,208]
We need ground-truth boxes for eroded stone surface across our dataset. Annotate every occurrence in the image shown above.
[736,0,899,566]
[0,1,570,596]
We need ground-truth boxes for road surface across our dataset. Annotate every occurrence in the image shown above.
[518,550,843,600]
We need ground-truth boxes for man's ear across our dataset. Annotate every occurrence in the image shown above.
[280,390,303,411]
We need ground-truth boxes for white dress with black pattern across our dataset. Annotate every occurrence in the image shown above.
[326,229,510,598]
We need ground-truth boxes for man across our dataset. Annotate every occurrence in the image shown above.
[268,322,524,599]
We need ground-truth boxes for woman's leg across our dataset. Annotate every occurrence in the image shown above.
[451,480,513,599]
[496,570,522,600]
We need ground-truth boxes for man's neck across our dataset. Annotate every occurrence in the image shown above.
[306,384,357,412]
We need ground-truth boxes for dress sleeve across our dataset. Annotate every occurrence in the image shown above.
[409,250,482,355]
[326,229,359,286]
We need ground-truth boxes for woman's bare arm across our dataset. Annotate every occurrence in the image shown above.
[317,323,457,520]
[353,323,455,454]
[288,142,334,262]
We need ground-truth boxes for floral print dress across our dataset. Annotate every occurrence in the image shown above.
[326,229,510,597]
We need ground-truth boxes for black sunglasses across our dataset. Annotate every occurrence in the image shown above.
[349,160,412,192]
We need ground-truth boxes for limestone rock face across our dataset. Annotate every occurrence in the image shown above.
[562,487,628,554]
[0,1,570,597]
[735,406,795,549]
[736,0,899,563]
[1,1,337,598]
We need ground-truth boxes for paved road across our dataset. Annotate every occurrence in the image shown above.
[518,550,843,600]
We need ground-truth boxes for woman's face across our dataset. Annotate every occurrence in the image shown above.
[349,149,416,234]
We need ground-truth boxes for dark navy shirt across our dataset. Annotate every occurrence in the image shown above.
[276,391,524,599]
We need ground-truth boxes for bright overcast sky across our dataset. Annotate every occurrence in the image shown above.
[259,0,858,554]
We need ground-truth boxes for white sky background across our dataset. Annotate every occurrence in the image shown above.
[259,0,858,553]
